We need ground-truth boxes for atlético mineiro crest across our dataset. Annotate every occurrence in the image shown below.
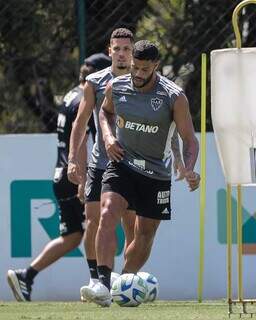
[151,97,163,111]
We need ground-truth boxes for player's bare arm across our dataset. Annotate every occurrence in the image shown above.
[173,93,200,191]
[76,132,88,203]
[99,83,124,162]
[171,128,186,181]
[68,82,95,184]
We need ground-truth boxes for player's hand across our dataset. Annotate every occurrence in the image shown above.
[67,160,83,185]
[185,171,200,191]
[77,183,85,203]
[173,159,186,181]
[105,135,124,162]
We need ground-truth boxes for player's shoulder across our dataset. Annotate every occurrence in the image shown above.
[158,74,183,97]
[62,85,82,108]
[86,66,112,83]
[112,73,131,83]
[111,73,131,89]
[64,85,81,96]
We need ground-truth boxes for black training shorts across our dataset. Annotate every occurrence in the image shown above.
[53,167,85,236]
[85,167,105,202]
[102,161,171,220]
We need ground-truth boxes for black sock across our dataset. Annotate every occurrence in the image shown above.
[97,265,111,290]
[24,266,38,282]
[87,259,99,279]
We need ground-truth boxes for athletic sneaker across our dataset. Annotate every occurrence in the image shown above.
[7,269,32,302]
[80,278,99,302]
[80,282,112,307]
[110,272,120,288]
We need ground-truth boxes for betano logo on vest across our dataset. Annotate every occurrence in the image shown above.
[116,115,158,133]
[10,180,125,258]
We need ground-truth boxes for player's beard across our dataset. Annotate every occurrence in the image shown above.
[132,70,154,88]
[117,65,128,70]
[116,61,129,71]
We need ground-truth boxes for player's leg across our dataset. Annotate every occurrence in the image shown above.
[7,169,84,302]
[122,210,136,259]
[122,216,160,273]
[7,224,83,302]
[123,173,171,274]
[81,191,127,306]
[81,162,130,306]
[96,191,127,282]
[7,200,84,302]
[82,167,103,285]
[34,168,85,270]
[30,232,82,271]
[83,201,100,285]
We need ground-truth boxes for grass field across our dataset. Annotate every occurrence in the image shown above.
[0,300,248,320]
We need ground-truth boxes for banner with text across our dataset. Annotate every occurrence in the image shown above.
[1,134,256,301]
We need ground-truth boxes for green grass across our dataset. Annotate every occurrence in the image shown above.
[0,300,250,320]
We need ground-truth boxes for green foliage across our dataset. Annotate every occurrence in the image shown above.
[137,0,185,62]
[136,0,253,131]
[86,1,148,55]
[0,1,79,133]
[1,0,256,133]
[0,0,148,133]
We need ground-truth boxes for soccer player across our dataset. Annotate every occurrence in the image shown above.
[6,55,111,302]
[67,28,136,299]
[83,53,112,142]
[82,40,200,306]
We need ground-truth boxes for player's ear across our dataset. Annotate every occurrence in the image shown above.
[154,60,160,71]
[154,61,160,71]
[108,45,112,58]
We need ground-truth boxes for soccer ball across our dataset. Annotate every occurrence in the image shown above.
[137,272,159,302]
[111,273,148,307]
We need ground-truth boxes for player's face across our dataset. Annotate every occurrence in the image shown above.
[109,38,133,70]
[131,58,159,88]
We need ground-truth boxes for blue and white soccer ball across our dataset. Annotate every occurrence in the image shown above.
[111,273,148,307]
[137,272,159,302]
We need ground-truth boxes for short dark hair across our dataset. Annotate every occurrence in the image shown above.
[110,28,134,43]
[133,40,159,62]
[79,64,91,83]
[84,53,111,70]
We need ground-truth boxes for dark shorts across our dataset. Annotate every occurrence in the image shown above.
[102,162,171,220]
[53,167,85,236]
[86,114,96,142]
[85,167,105,202]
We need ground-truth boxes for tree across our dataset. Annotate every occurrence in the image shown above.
[86,0,148,54]
[0,0,149,133]
[136,0,255,131]
[0,0,78,133]
[2,0,255,133]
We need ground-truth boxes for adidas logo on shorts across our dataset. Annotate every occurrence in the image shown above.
[161,208,169,214]
[119,96,127,102]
